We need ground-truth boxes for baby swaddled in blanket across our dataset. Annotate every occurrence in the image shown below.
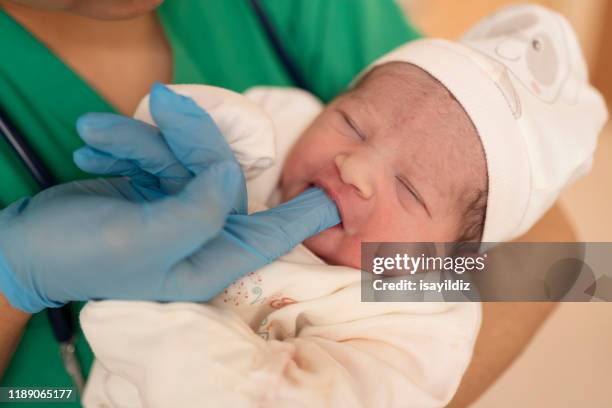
[79,5,606,407]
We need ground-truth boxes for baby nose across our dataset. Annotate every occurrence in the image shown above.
[334,153,375,199]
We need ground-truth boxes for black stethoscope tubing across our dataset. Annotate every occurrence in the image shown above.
[249,0,309,90]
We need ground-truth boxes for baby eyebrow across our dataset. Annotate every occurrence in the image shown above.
[397,174,432,218]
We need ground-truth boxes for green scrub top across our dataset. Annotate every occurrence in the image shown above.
[0,0,420,405]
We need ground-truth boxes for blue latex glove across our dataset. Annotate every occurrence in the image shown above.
[0,86,340,314]
[74,84,248,213]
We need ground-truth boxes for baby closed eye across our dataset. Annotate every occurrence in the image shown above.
[396,175,431,217]
[336,109,366,141]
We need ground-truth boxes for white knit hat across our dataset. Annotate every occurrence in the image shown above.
[368,4,608,242]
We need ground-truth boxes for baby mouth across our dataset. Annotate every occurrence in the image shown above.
[309,182,345,231]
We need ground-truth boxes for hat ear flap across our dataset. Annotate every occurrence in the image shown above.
[486,13,539,38]
[463,11,539,40]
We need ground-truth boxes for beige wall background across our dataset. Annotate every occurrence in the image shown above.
[400,1,612,407]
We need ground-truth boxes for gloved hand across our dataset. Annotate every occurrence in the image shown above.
[0,86,340,314]
[75,83,249,214]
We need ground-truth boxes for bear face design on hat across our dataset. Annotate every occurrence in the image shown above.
[461,4,574,105]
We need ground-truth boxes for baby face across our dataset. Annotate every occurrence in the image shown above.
[280,63,487,268]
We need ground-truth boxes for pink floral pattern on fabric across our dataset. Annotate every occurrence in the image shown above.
[221,271,264,306]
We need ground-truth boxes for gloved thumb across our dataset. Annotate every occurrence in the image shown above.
[224,188,340,262]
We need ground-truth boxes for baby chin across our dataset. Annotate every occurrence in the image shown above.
[302,220,362,269]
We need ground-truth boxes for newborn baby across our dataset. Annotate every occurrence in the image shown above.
[80,5,606,408]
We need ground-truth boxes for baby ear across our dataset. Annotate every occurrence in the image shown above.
[486,12,538,39]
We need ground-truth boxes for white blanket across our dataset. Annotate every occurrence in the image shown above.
[81,86,481,408]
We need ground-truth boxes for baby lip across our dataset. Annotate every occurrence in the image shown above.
[312,179,346,229]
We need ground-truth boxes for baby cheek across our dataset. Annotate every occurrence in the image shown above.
[329,214,408,269]
[358,199,424,242]
[286,138,328,178]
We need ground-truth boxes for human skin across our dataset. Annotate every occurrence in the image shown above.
[0,2,565,406]
[0,1,172,115]
[281,62,487,268]
[6,0,164,20]
[0,295,29,377]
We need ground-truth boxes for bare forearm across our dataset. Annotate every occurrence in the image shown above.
[446,302,557,407]
[0,293,30,378]
[447,203,574,407]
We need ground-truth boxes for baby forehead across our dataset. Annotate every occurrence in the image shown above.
[355,62,450,101]
[349,63,475,140]
[351,63,467,125]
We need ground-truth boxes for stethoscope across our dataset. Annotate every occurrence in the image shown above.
[0,0,307,393]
